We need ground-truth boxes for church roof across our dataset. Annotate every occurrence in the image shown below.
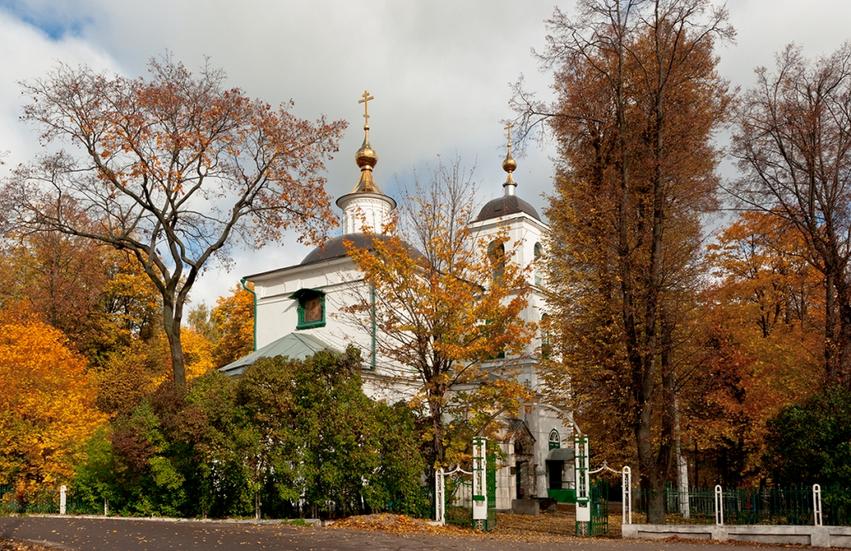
[474,195,541,223]
[219,332,338,376]
[301,233,392,265]
[301,232,424,266]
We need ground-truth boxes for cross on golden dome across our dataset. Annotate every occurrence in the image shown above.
[354,90,379,193]
[503,121,517,181]
[358,90,374,133]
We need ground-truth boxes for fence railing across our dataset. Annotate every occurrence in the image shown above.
[633,485,851,526]
[1,485,105,516]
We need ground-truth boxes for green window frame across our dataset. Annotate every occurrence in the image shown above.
[292,288,326,330]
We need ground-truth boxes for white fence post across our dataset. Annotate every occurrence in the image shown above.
[435,467,445,525]
[714,485,723,526]
[59,485,67,515]
[622,466,632,525]
[813,484,823,527]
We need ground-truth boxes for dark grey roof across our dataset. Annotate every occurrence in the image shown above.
[219,332,338,376]
[475,195,541,222]
[301,233,426,265]
[301,233,393,265]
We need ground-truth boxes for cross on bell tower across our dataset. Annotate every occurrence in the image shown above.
[502,121,518,195]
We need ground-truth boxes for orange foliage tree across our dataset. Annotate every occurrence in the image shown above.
[732,44,851,386]
[96,327,214,417]
[210,284,255,368]
[0,309,105,501]
[686,212,822,481]
[0,235,161,365]
[1,56,345,387]
[344,162,534,467]
[516,0,732,519]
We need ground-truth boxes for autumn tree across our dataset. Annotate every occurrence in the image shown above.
[344,160,534,468]
[96,327,215,417]
[1,57,345,387]
[0,308,105,503]
[0,236,161,365]
[0,232,107,348]
[675,212,822,483]
[211,284,255,367]
[516,0,732,520]
[706,212,823,342]
[732,44,851,387]
[187,283,254,368]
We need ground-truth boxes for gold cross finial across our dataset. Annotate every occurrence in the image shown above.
[358,90,374,130]
[502,121,518,183]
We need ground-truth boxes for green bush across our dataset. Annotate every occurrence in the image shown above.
[73,346,428,519]
[764,385,851,486]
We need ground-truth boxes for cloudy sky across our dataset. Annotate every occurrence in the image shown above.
[1,0,849,307]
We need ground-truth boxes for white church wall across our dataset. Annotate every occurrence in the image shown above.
[496,441,515,510]
[532,406,574,494]
[251,257,419,402]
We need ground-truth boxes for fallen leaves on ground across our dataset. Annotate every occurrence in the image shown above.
[0,541,55,551]
[330,513,460,535]
[329,512,616,544]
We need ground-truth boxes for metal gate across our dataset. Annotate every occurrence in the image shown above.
[442,468,473,527]
[485,451,497,530]
[436,451,497,530]
[589,479,609,536]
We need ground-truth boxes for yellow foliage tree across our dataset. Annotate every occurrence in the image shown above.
[0,309,105,501]
[97,328,214,416]
[210,284,255,368]
[344,161,534,467]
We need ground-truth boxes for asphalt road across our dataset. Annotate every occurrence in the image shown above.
[0,516,800,551]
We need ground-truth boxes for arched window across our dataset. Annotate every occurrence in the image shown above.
[534,242,543,285]
[488,240,506,282]
[540,313,552,359]
[549,429,560,450]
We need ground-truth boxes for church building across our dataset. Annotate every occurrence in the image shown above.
[220,92,574,511]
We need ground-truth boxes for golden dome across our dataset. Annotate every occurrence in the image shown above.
[356,140,378,169]
[502,155,517,174]
[502,122,517,189]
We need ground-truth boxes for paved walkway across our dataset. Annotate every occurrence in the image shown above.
[0,516,800,550]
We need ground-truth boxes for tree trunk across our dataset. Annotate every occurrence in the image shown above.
[825,270,837,382]
[162,296,187,387]
[839,300,851,387]
[431,401,444,467]
[637,408,664,522]
[673,396,689,518]
[655,309,677,521]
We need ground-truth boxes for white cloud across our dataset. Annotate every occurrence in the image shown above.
[0,10,118,168]
[2,1,850,307]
